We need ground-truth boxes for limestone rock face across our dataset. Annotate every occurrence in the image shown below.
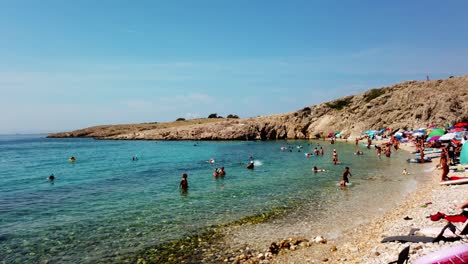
[48,76,468,140]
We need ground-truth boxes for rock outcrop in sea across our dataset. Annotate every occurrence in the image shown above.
[48,75,468,140]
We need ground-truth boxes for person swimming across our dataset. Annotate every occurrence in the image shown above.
[402,168,409,175]
[47,174,55,181]
[246,161,254,169]
[213,168,219,177]
[355,150,364,155]
[313,166,325,172]
[68,156,76,162]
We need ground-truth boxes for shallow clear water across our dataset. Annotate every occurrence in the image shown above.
[0,135,417,263]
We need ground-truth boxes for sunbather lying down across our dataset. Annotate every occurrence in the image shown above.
[381,221,467,243]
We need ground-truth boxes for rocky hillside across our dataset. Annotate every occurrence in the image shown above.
[48,75,468,140]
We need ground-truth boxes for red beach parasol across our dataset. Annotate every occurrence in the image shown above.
[454,122,468,128]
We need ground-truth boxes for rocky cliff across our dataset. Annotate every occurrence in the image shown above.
[48,75,468,140]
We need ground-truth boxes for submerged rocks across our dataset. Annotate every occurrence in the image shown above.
[268,237,311,255]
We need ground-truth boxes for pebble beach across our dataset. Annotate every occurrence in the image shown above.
[268,142,468,263]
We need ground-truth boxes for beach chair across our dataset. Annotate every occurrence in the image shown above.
[388,245,410,264]
[381,222,467,243]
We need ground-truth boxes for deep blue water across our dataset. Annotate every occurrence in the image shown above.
[0,135,414,263]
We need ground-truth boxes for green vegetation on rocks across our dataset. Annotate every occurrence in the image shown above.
[325,96,353,110]
[364,88,386,102]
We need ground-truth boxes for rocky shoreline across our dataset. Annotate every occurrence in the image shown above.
[48,76,468,141]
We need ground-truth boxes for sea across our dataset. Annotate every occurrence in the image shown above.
[0,135,429,263]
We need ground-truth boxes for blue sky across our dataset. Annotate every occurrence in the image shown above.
[1,0,468,134]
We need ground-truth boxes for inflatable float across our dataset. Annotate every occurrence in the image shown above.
[413,244,468,264]
[407,158,432,163]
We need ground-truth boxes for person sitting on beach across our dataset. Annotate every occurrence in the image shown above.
[332,149,338,165]
[48,174,55,181]
[218,167,226,176]
[179,173,189,190]
[213,168,219,177]
[246,161,254,169]
[313,166,325,173]
[340,167,352,186]
[402,168,409,175]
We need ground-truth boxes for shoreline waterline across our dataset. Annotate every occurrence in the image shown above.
[127,140,428,263]
[0,136,423,263]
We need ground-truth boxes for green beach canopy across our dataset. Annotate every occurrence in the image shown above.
[427,128,445,138]
[461,142,468,164]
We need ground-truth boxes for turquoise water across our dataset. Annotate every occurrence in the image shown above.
[0,135,415,263]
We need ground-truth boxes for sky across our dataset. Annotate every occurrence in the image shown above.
[1,0,468,134]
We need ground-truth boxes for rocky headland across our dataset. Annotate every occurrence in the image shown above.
[48,75,468,140]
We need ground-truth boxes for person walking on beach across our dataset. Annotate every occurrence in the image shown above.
[440,152,449,181]
[340,167,352,186]
[179,173,189,190]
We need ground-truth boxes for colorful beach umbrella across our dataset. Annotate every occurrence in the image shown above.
[454,122,468,128]
[427,135,441,142]
[427,128,445,138]
[449,127,467,133]
[439,133,457,141]
[461,142,468,164]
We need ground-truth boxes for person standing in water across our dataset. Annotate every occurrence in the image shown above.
[332,149,338,165]
[179,173,189,190]
[340,167,352,186]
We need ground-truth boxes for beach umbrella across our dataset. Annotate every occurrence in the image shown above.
[460,142,468,164]
[454,122,468,128]
[439,133,456,141]
[328,132,334,137]
[334,131,341,135]
[414,129,426,134]
[427,128,445,138]
[413,132,425,137]
[449,127,466,133]
[427,135,441,142]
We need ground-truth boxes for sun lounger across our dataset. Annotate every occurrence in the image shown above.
[381,222,467,243]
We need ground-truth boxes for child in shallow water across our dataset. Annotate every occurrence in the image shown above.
[340,167,352,186]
